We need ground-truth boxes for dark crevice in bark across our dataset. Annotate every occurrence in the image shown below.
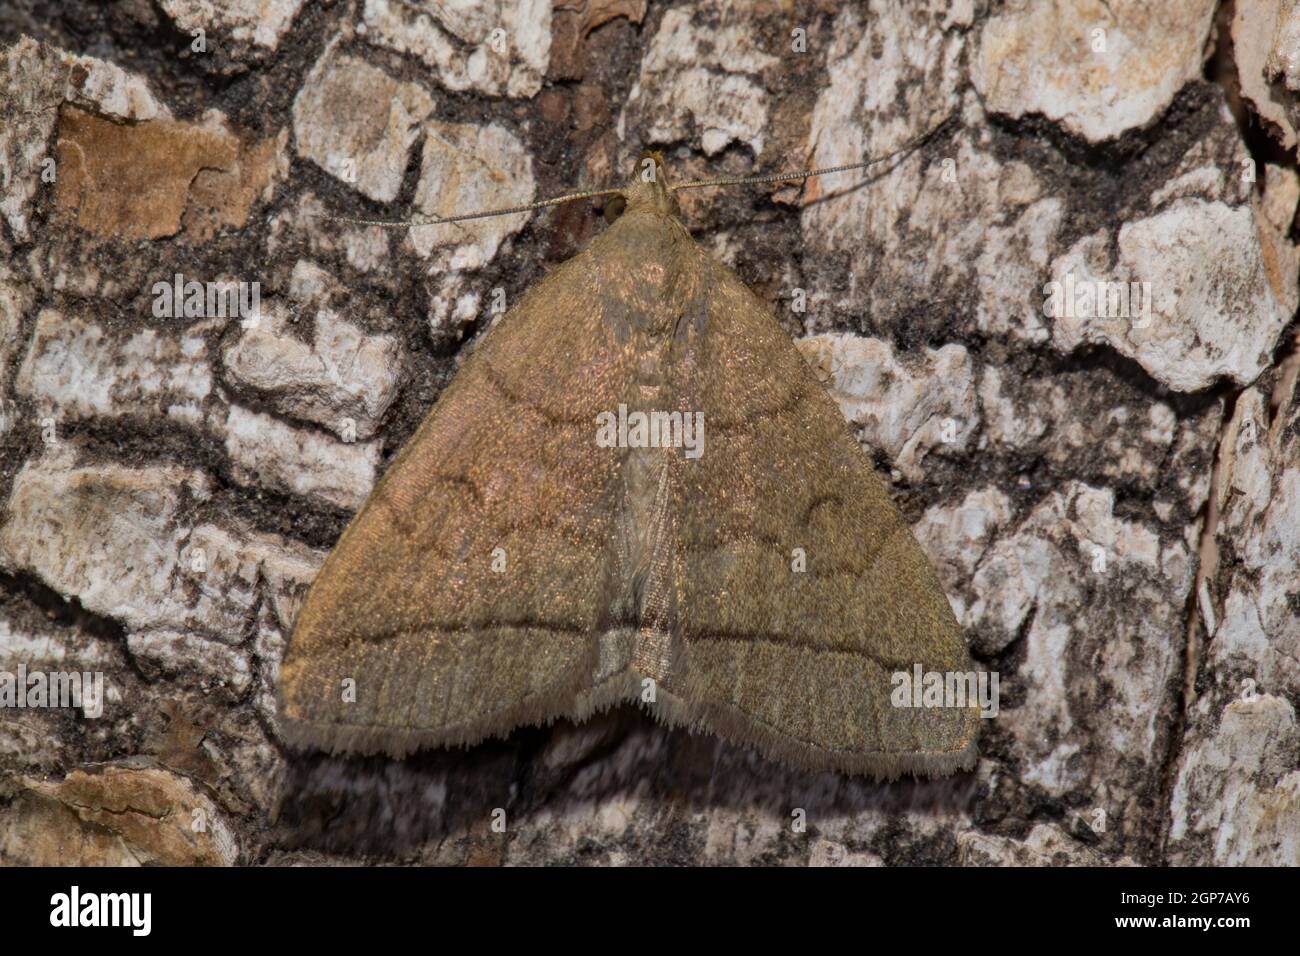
[0,568,128,648]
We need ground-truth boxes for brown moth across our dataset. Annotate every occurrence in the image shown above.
[278,151,981,779]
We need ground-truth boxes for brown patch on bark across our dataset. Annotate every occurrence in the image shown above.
[550,0,649,81]
[55,105,283,241]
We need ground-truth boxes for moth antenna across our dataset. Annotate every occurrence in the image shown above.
[670,113,958,193]
[308,113,954,229]
[309,187,626,229]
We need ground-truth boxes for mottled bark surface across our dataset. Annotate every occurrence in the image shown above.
[0,0,1297,866]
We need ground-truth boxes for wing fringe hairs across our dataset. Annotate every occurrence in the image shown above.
[280,669,977,781]
[278,153,981,781]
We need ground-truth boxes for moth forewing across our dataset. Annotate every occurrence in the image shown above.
[280,140,981,778]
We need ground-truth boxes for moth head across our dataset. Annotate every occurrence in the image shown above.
[613,149,681,221]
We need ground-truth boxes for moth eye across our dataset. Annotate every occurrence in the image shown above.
[603,195,627,223]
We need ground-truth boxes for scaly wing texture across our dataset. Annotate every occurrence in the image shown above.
[658,236,980,778]
[279,200,978,778]
[278,240,637,755]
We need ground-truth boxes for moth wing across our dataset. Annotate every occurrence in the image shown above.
[667,251,981,779]
[278,250,631,756]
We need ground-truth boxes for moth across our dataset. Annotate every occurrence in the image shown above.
[278,143,981,779]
